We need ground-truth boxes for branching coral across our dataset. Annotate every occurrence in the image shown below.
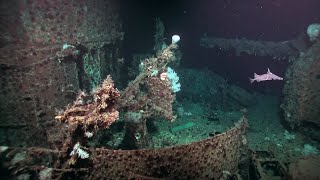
[55,75,120,134]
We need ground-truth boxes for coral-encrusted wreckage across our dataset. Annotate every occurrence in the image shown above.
[0,0,124,149]
[1,118,249,179]
[282,42,320,137]
[0,0,320,179]
[55,75,120,160]
[0,0,251,179]
[55,76,120,134]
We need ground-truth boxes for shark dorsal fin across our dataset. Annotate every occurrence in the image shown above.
[267,68,271,74]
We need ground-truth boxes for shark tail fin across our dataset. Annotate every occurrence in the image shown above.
[249,78,255,83]
[254,73,258,78]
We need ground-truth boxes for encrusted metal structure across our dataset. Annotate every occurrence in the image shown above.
[288,156,320,179]
[1,118,248,179]
[282,42,320,139]
[249,150,287,179]
[200,36,299,61]
[0,0,123,148]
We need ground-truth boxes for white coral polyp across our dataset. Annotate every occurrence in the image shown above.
[70,142,89,159]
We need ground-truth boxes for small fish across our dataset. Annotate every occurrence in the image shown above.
[249,68,283,83]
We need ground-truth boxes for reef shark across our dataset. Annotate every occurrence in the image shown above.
[249,68,283,83]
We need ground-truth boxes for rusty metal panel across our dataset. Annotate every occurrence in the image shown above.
[0,0,123,147]
[1,118,248,179]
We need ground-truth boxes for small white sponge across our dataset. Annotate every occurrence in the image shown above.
[172,35,180,44]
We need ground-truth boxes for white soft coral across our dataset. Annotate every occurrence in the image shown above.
[307,23,320,42]
[167,67,181,93]
[70,142,89,159]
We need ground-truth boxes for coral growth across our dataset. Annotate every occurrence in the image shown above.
[54,43,180,151]
[119,44,178,122]
[146,76,175,120]
[115,44,179,148]
[55,75,120,134]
